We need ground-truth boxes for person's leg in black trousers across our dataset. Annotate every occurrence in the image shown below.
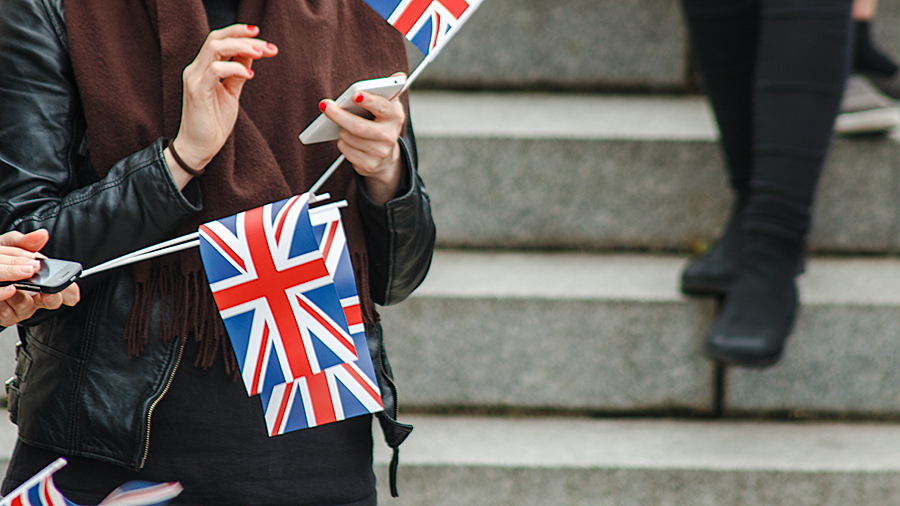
[680,0,760,296]
[681,0,853,366]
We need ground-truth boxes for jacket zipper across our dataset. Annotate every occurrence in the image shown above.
[140,337,186,468]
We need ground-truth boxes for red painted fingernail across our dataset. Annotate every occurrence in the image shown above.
[354,93,364,103]
[247,69,254,77]
[247,25,258,31]
[319,101,327,112]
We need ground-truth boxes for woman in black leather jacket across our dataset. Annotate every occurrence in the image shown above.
[0,0,435,503]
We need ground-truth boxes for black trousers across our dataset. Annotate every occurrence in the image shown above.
[681,0,853,245]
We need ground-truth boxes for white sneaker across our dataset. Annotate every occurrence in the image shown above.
[834,74,900,134]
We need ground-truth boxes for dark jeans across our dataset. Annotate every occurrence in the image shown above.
[681,0,853,244]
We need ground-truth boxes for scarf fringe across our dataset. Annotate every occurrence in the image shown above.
[125,261,239,375]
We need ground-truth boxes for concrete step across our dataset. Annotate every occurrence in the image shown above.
[411,0,690,92]
[379,250,900,416]
[4,411,899,505]
[374,414,900,506]
[411,0,900,93]
[409,91,900,253]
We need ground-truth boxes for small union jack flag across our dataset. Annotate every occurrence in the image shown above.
[260,203,383,435]
[0,459,182,506]
[361,0,482,58]
[198,194,359,396]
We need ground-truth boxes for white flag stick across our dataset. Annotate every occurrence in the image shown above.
[81,240,201,278]
[79,232,200,278]
[309,154,347,195]
[309,0,484,193]
[79,193,339,278]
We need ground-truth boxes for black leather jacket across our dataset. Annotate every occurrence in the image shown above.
[0,0,435,477]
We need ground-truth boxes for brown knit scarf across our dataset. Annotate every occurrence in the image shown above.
[63,0,408,369]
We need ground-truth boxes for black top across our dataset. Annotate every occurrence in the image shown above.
[204,0,239,30]
[2,2,378,504]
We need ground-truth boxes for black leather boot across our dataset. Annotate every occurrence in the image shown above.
[680,206,743,297]
[681,202,804,298]
[704,236,802,368]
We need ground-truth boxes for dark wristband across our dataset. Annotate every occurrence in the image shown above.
[168,140,205,177]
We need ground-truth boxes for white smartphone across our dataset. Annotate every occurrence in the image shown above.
[299,75,407,145]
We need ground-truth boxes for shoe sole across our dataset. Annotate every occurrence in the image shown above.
[834,107,900,134]
[704,343,782,368]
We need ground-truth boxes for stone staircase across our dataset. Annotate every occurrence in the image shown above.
[372,1,900,503]
[5,0,900,502]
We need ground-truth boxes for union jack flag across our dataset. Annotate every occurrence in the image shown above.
[0,459,182,506]
[198,194,359,396]
[361,0,483,58]
[260,203,383,435]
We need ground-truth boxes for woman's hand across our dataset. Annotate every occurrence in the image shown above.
[0,230,80,327]
[319,73,407,205]
[165,24,278,189]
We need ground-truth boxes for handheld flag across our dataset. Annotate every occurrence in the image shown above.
[361,0,483,59]
[307,0,484,194]
[198,194,360,396]
[0,458,182,506]
[260,202,383,436]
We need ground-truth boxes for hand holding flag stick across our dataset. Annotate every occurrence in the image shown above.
[309,0,483,194]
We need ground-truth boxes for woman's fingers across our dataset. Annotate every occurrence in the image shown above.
[320,95,404,141]
[59,283,80,307]
[0,229,49,253]
[34,292,64,311]
[0,292,36,327]
[207,60,255,85]
[0,230,51,281]
[0,245,35,258]
[338,130,396,164]
[192,25,277,73]
[0,284,79,326]
[208,23,261,42]
[196,38,273,69]
[34,293,62,311]
[0,286,15,303]
[221,55,255,94]
[0,261,39,282]
[2,291,35,321]
[353,91,405,123]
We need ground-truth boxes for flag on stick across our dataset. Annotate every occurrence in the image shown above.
[260,202,383,436]
[198,194,360,396]
[0,458,182,506]
[361,0,483,59]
